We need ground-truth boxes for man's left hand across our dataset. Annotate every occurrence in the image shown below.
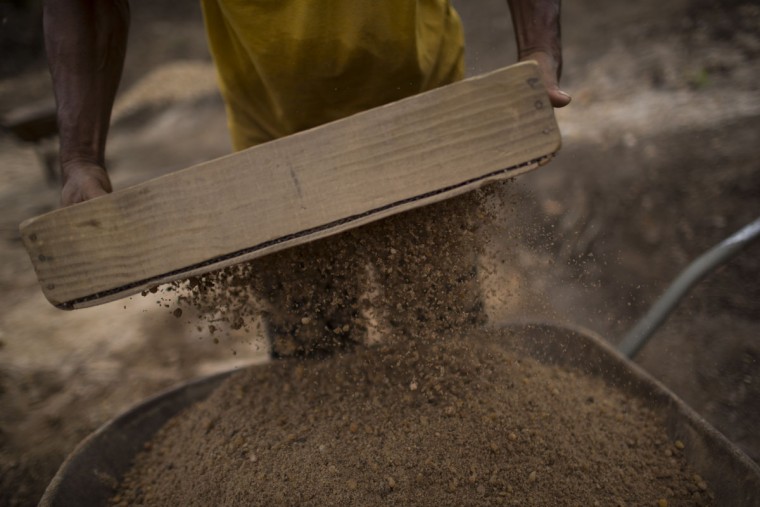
[521,51,571,108]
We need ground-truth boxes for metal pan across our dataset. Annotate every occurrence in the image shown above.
[39,322,760,506]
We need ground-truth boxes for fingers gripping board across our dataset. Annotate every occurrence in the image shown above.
[20,62,561,309]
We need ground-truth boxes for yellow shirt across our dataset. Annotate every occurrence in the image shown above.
[201,0,464,150]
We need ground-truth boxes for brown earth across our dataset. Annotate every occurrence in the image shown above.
[0,0,758,505]
[114,329,712,507]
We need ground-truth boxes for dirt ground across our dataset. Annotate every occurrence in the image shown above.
[0,0,758,505]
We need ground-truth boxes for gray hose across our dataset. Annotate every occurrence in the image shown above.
[618,216,760,359]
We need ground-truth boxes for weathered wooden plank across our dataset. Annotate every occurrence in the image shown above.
[20,62,560,309]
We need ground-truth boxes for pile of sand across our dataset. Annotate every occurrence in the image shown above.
[112,329,712,506]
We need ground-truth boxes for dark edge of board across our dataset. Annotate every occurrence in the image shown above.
[56,155,552,309]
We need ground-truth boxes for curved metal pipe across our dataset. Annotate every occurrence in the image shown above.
[618,216,760,359]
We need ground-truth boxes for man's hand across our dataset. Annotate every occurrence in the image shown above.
[44,0,129,207]
[60,161,112,207]
[520,51,570,108]
[507,0,570,108]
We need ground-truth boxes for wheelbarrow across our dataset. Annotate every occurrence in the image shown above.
[39,219,760,506]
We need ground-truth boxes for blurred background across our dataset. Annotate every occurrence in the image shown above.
[1,0,758,504]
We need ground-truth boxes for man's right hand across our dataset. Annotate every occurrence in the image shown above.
[60,161,113,207]
[44,0,129,208]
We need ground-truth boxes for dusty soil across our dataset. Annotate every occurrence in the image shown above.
[168,190,490,357]
[0,0,758,505]
[114,330,711,507]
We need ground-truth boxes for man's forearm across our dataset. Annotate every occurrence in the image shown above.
[507,0,561,73]
[43,0,129,173]
[506,0,568,107]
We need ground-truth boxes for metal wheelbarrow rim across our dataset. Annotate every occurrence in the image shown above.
[39,321,760,506]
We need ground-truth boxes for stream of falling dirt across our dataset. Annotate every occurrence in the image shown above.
[159,182,517,356]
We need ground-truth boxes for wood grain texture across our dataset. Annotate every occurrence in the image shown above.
[20,62,560,309]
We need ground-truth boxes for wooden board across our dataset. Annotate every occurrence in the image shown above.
[20,62,560,310]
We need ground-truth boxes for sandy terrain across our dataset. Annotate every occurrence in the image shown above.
[0,0,758,505]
